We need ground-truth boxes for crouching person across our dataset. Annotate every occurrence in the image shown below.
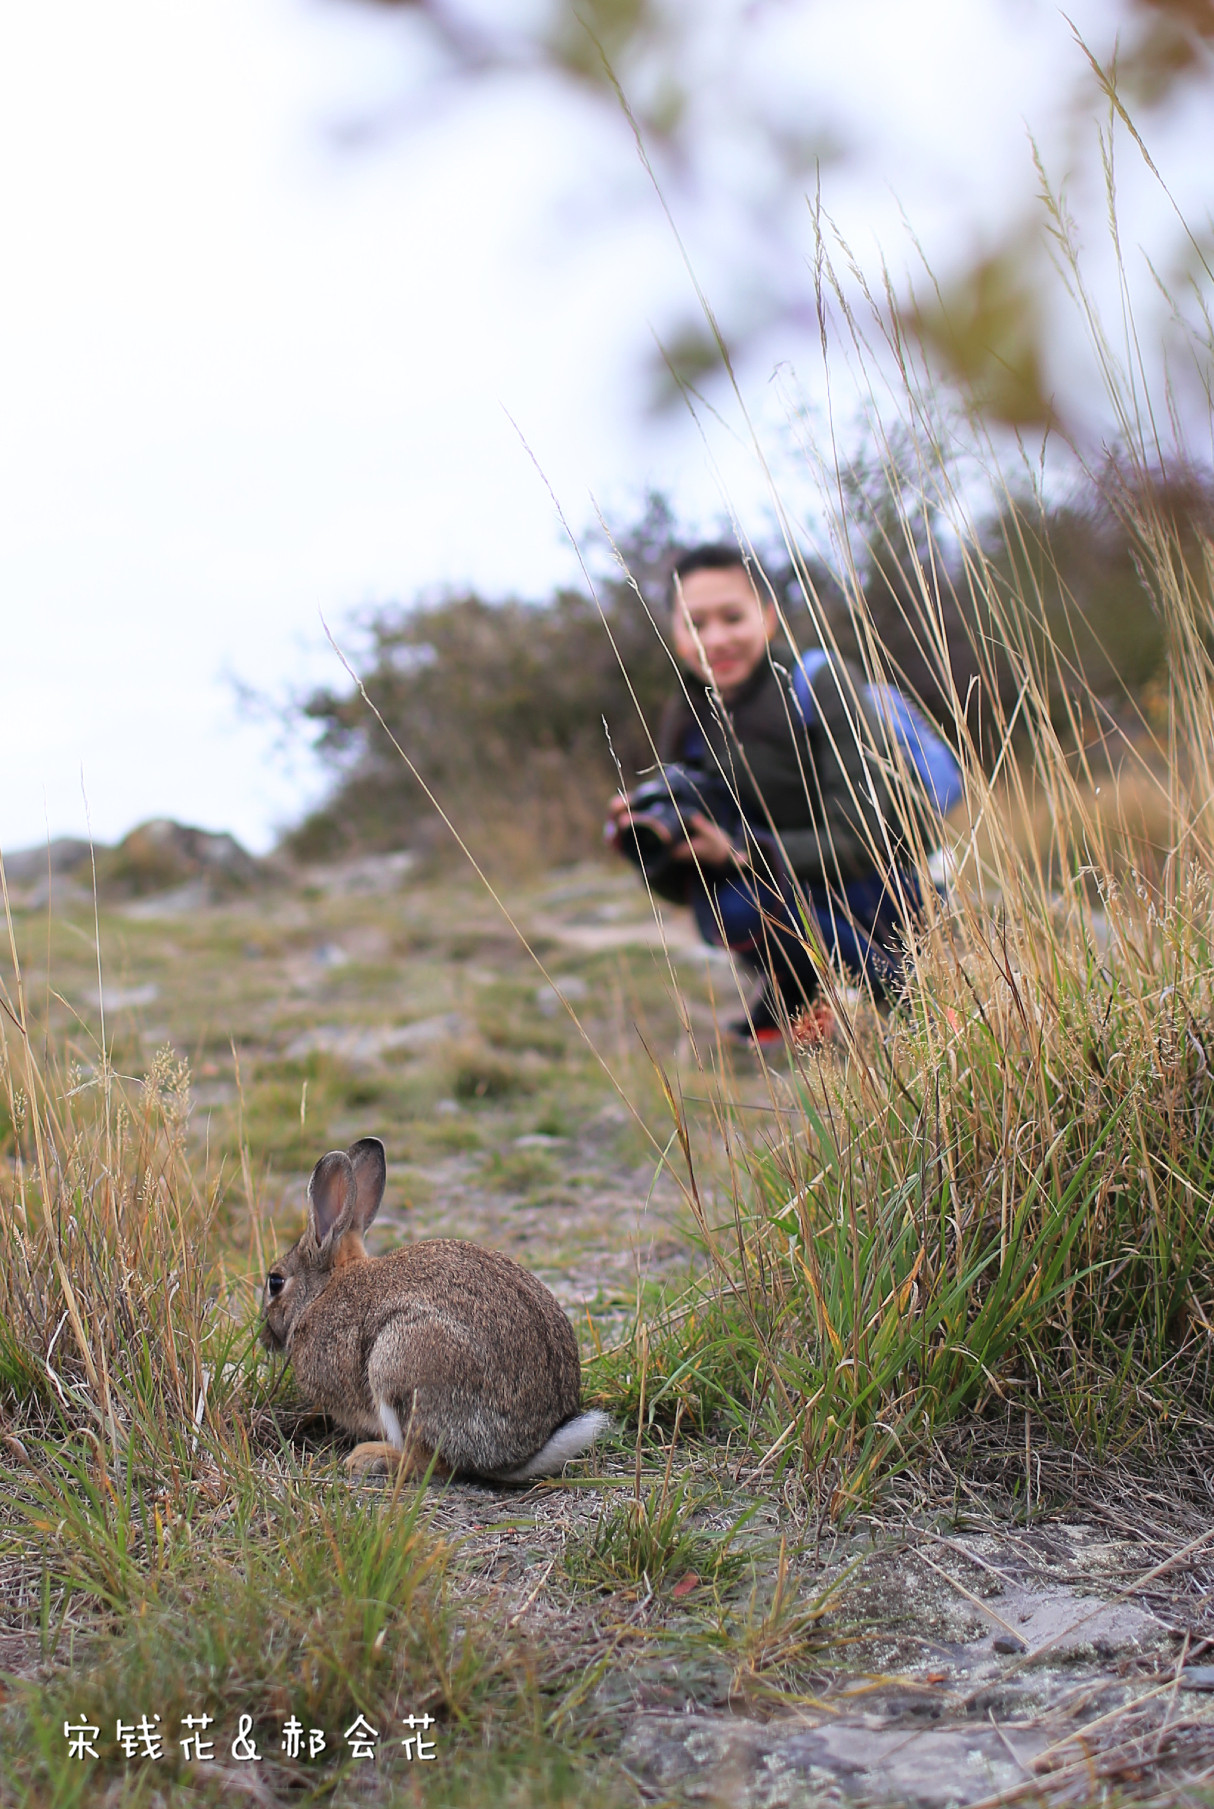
[607,544,943,1048]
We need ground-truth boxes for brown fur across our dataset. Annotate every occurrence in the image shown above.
[261,1137,587,1481]
[331,1232,367,1271]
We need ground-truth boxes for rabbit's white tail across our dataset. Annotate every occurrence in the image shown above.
[492,1410,611,1482]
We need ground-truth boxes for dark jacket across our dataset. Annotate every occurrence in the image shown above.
[657,652,909,890]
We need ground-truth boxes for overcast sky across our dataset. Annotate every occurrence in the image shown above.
[2,0,1209,854]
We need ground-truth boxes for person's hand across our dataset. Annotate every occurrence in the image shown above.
[604,792,634,852]
[672,813,745,870]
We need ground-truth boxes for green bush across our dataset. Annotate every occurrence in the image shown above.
[289,497,683,866]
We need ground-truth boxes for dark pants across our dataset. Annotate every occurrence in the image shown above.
[690,864,922,1012]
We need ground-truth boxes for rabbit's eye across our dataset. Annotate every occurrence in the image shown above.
[267,1272,286,1299]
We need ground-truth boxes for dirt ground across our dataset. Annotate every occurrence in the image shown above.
[8,851,1214,1805]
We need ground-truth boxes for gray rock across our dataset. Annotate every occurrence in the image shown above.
[105,819,261,896]
[302,851,416,896]
[1,838,94,887]
[283,1014,467,1066]
[122,882,211,919]
[620,1711,1049,1808]
[535,976,589,1016]
[92,983,160,1012]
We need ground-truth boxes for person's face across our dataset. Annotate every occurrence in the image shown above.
[671,564,777,694]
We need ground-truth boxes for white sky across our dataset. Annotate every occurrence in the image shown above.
[1,0,1209,853]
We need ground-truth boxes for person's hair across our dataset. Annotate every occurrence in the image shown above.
[667,542,753,611]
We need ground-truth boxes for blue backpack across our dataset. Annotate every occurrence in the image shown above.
[790,649,964,818]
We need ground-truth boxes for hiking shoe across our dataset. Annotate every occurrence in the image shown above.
[728,1020,786,1050]
[727,990,835,1051]
[727,987,784,1049]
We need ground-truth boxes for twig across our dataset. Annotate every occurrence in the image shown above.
[920,1530,1020,1589]
[1029,1678,1176,1770]
[916,1548,1035,1646]
[989,1710,1034,1780]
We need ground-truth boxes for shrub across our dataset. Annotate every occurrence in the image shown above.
[288,497,683,867]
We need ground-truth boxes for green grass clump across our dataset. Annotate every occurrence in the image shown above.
[601,405,1214,1507]
[5,1469,557,1790]
[563,1471,745,1599]
[239,1050,426,1171]
[586,1294,772,1436]
[728,907,1214,1492]
[448,1041,535,1103]
[411,1112,484,1154]
[482,1146,563,1194]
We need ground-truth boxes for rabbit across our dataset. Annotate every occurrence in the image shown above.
[261,1135,609,1482]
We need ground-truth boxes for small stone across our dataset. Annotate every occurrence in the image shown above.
[535,976,589,1016]
[1180,1665,1214,1691]
[313,941,350,968]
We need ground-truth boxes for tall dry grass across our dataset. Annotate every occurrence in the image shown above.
[585,134,1214,1504]
[0,915,231,1458]
[0,903,609,1807]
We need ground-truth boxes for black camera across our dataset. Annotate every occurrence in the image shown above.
[612,763,738,886]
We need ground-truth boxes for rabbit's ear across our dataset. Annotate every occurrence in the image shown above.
[347,1136,387,1230]
[308,1149,358,1248]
